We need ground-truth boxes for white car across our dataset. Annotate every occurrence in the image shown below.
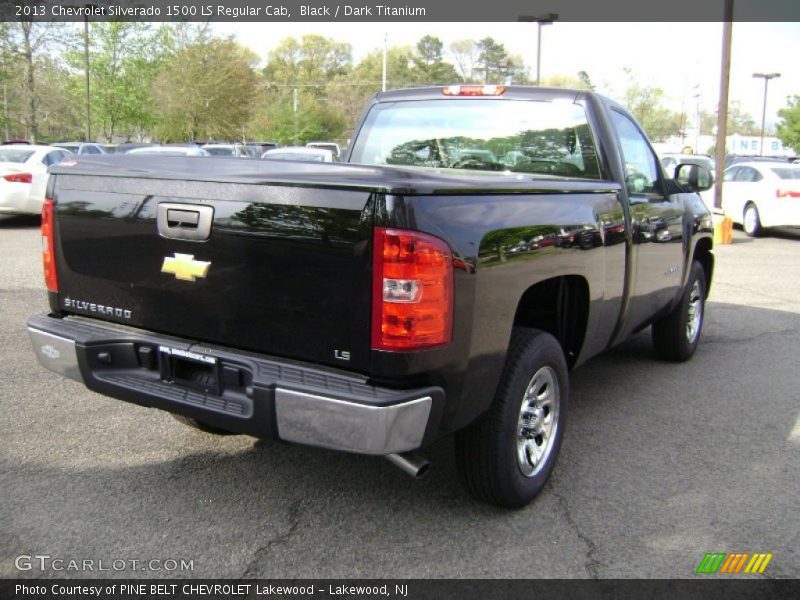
[0,145,73,216]
[262,147,335,162]
[719,161,800,236]
[201,143,251,158]
[126,146,210,157]
[306,142,341,159]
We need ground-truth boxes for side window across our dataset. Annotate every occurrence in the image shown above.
[723,167,739,182]
[610,110,660,195]
[42,151,60,167]
[734,167,762,182]
[83,145,100,155]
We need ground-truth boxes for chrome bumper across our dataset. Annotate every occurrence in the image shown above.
[29,328,82,383]
[27,318,438,456]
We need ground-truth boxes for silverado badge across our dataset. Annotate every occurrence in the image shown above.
[161,253,211,282]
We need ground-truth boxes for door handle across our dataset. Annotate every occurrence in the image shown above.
[166,209,200,228]
[157,203,214,241]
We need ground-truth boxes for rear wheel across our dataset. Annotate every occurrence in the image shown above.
[652,260,706,362]
[743,202,762,237]
[455,328,569,508]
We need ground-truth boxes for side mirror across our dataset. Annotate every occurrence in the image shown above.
[675,164,714,192]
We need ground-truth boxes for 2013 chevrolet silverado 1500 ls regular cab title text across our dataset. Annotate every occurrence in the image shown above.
[28,86,714,508]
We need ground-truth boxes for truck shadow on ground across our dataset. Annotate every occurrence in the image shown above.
[3,301,798,578]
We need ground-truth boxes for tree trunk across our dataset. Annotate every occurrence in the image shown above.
[21,23,37,143]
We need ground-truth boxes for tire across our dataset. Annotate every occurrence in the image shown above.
[652,261,707,362]
[455,328,569,508]
[743,202,762,237]
[171,413,237,435]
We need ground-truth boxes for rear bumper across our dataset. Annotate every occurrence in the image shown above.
[0,185,40,215]
[28,314,443,455]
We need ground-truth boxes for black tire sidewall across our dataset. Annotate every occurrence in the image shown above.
[675,262,707,359]
[491,331,569,507]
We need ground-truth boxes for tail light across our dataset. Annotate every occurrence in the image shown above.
[4,172,32,183]
[442,85,506,96]
[41,199,58,292]
[372,228,453,351]
[776,189,800,198]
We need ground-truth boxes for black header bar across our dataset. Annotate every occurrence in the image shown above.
[2,0,799,22]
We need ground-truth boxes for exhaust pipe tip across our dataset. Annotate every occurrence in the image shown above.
[386,452,431,479]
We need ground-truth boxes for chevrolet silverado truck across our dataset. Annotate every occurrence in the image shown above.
[28,86,714,508]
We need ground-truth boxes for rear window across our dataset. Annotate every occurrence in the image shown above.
[349,98,602,179]
[0,149,34,163]
[771,168,800,180]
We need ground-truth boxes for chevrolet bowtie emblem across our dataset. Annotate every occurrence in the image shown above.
[161,253,211,282]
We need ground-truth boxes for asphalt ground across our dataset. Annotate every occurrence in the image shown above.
[0,214,797,580]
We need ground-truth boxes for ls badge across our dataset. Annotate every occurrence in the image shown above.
[161,253,211,282]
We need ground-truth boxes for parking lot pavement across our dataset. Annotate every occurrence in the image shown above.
[1,215,798,579]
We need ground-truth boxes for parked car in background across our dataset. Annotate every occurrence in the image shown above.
[262,146,335,162]
[306,141,340,159]
[0,144,72,215]
[125,146,210,157]
[52,142,108,155]
[660,153,715,179]
[724,154,792,168]
[201,143,251,158]
[247,141,279,155]
[112,143,154,154]
[718,161,800,236]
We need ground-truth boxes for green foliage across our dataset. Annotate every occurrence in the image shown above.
[413,35,459,84]
[65,23,164,142]
[776,95,800,153]
[152,38,258,141]
[621,69,684,142]
[263,35,352,97]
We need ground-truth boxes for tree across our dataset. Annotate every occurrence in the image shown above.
[776,95,800,153]
[263,35,352,98]
[475,37,509,84]
[1,22,70,142]
[621,68,684,142]
[542,74,593,90]
[578,71,595,91]
[449,39,480,82]
[152,38,258,141]
[412,35,459,84]
[65,23,163,142]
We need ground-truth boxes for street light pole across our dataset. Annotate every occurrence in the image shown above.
[518,13,558,86]
[83,14,91,142]
[753,72,780,156]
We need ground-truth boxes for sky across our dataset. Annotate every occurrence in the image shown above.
[210,21,800,130]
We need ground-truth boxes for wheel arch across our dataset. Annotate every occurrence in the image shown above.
[691,236,714,298]
[512,275,590,369]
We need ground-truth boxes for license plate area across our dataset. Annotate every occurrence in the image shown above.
[158,345,220,395]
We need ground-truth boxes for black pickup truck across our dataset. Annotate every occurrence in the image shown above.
[28,86,714,508]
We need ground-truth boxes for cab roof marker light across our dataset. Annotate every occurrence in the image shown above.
[442,85,506,97]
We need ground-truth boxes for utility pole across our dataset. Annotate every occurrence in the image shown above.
[518,13,558,86]
[753,72,780,156]
[382,33,387,92]
[83,14,91,142]
[714,0,733,210]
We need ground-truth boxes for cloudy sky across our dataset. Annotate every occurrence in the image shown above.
[211,21,799,129]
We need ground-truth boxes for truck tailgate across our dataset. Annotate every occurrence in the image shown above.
[51,161,375,372]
